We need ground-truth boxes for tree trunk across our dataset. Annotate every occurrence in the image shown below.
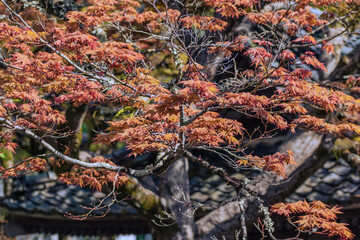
[57,104,88,158]
[1,149,13,196]
[156,157,195,240]
[54,104,88,174]
[196,131,329,239]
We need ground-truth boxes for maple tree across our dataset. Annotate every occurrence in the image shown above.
[271,200,354,239]
[0,0,359,239]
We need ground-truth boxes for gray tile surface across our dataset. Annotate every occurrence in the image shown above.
[0,172,135,217]
[287,156,360,205]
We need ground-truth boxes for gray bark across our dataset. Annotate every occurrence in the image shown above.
[57,104,88,159]
[196,131,328,239]
[318,26,348,81]
[158,157,195,240]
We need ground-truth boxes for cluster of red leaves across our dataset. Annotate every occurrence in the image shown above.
[300,52,326,71]
[272,69,357,113]
[271,200,354,239]
[184,112,244,147]
[180,16,229,32]
[0,131,18,153]
[86,42,144,72]
[203,0,256,18]
[209,36,248,57]
[238,151,295,177]
[247,6,327,36]
[0,4,148,135]
[293,115,360,135]
[0,157,47,178]
[57,157,128,191]
[245,47,273,68]
[65,0,230,34]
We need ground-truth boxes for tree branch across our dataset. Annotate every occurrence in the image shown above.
[185,151,243,189]
[0,0,137,92]
[195,131,327,239]
[0,117,168,177]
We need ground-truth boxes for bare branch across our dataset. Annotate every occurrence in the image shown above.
[185,151,243,189]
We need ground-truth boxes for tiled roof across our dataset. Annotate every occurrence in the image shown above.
[342,33,360,56]
[189,155,360,208]
[190,173,242,207]
[1,152,360,236]
[0,170,243,216]
[287,156,360,205]
[2,152,360,216]
[0,172,136,217]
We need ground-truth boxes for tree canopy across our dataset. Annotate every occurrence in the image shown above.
[0,0,359,239]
